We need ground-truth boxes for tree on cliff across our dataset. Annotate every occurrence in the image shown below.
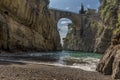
[80,3,85,14]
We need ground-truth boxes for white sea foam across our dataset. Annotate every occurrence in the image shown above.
[59,56,100,71]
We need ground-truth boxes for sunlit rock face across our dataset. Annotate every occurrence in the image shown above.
[97,0,120,79]
[0,0,61,52]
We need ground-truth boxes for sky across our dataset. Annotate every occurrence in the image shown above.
[57,18,72,45]
[49,0,100,44]
[49,0,100,13]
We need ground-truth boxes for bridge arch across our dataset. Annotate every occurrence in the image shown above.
[50,8,82,31]
[57,18,73,45]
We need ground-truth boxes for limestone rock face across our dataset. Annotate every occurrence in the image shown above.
[63,0,120,53]
[0,0,61,52]
[63,16,99,52]
[97,34,120,79]
[94,27,113,53]
[97,0,120,79]
[63,12,112,53]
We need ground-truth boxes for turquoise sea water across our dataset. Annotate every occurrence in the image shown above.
[59,51,103,59]
[27,50,103,59]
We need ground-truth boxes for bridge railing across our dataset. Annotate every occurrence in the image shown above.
[49,8,79,14]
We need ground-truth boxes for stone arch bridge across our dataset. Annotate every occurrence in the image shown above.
[49,8,83,30]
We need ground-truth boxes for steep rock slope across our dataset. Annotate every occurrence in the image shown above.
[63,15,99,52]
[63,10,112,53]
[97,0,120,79]
[0,0,61,52]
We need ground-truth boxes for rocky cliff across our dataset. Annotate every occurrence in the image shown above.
[63,10,112,53]
[97,0,120,79]
[63,15,99,52]
[0,0,61,52]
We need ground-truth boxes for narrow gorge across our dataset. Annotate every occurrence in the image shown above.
[0,0,120,80]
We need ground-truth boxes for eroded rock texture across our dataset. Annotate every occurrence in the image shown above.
[0,0,61,52]
[97,0,120,79]
[63,10,112,53]
[97,34,120,79]
[63,14,99,52]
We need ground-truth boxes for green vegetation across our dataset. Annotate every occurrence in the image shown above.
[100,3,111,20]
[80,3,85,14]
[113,28,120,35]
[116,13,120,27]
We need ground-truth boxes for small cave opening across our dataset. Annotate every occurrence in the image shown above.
[4,11,9,15]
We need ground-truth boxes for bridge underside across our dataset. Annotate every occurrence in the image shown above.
[50,9,83,31]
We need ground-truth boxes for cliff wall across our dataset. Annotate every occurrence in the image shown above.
[0,0,61,52]
[97,0,120,79]
[63,11,112,53]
